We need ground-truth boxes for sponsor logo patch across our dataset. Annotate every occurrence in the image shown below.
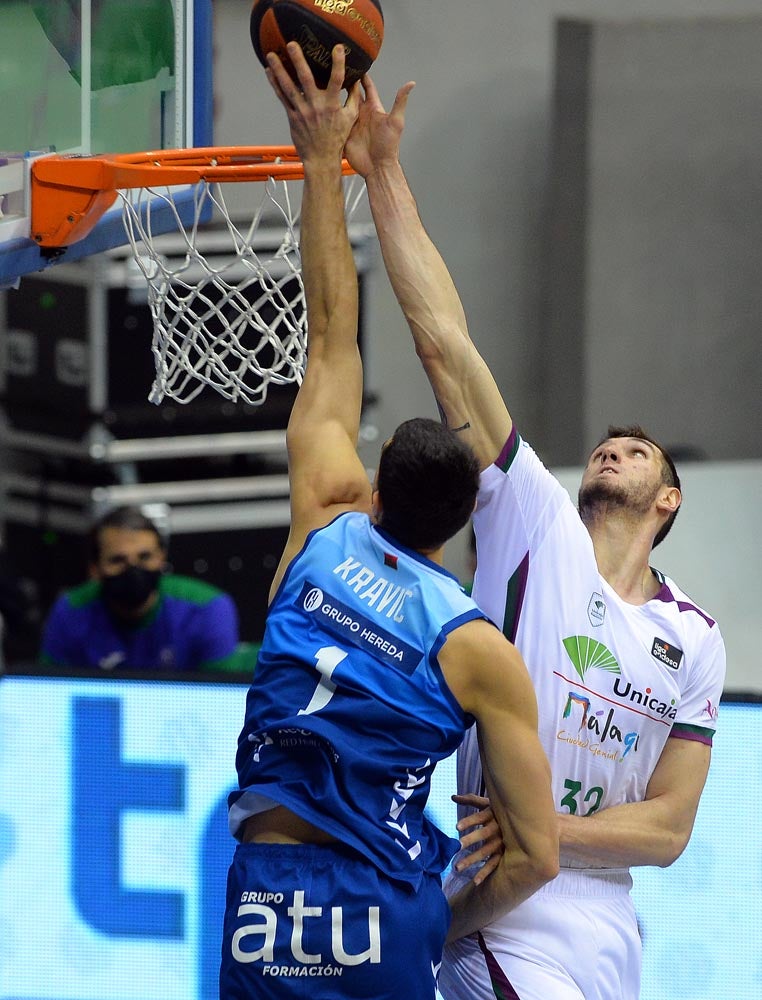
[299,581,421,672]
[651,637,684,671]
[587,592,606,627]
[562,635,621,682]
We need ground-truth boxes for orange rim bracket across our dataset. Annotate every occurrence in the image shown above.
[29,147,355,249]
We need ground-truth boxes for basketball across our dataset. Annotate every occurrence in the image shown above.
[250,0,384,90]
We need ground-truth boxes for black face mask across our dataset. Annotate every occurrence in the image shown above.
[101,566,162,612]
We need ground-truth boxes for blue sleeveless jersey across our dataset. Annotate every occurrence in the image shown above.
[228,512,488,888]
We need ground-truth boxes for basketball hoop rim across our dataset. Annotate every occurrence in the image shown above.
[30,145,355,248]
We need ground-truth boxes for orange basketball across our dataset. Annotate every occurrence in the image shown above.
[250,0,384,90]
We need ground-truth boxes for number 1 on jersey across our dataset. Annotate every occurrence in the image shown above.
[298,645,347,716]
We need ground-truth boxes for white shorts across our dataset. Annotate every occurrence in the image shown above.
[439,867,642,1000]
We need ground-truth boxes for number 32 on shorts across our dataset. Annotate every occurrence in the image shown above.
[561,778,603,815]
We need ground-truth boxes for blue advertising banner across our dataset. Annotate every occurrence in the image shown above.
[0,675,757,1000]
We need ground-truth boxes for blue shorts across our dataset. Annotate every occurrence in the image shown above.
[219,841,451,999]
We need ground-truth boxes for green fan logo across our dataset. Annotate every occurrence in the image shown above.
[562,636,621,682]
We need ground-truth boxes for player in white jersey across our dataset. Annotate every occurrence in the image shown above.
[220,45,559,1000]
[344,75,726,999]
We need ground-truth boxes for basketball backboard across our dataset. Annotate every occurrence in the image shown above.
[0,0,212,289]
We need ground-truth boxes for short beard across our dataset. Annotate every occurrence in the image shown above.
[578,477,660,525]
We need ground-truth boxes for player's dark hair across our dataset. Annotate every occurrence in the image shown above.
[376,418,480,551]
[88,506,165,563]
[596,425,681,547]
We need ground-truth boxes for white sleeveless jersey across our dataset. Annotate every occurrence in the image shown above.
[459,431,726,844]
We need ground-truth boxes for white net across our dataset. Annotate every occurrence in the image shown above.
[118,173,365,405]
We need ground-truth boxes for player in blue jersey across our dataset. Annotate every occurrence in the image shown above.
[345,73,727,1000]
[219,45,558,1000]
[40,505,241,672]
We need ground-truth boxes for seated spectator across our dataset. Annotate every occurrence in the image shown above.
[40,505,243,672]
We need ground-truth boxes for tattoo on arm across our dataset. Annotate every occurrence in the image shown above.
[435,399,471,433]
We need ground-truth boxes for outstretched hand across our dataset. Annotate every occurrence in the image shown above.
[266,42,361,163]
[453,792,505,884]
[345,74,415,179]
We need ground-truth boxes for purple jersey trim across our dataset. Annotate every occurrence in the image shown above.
[495,427,521,473]
[502,552,530,644]
[478,932,522,999]
[670,723,714,746]
[652,577,716,628]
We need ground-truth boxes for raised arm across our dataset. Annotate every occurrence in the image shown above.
[266,45,373,600]
[345,76,512,469]
[439,621,559,940]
